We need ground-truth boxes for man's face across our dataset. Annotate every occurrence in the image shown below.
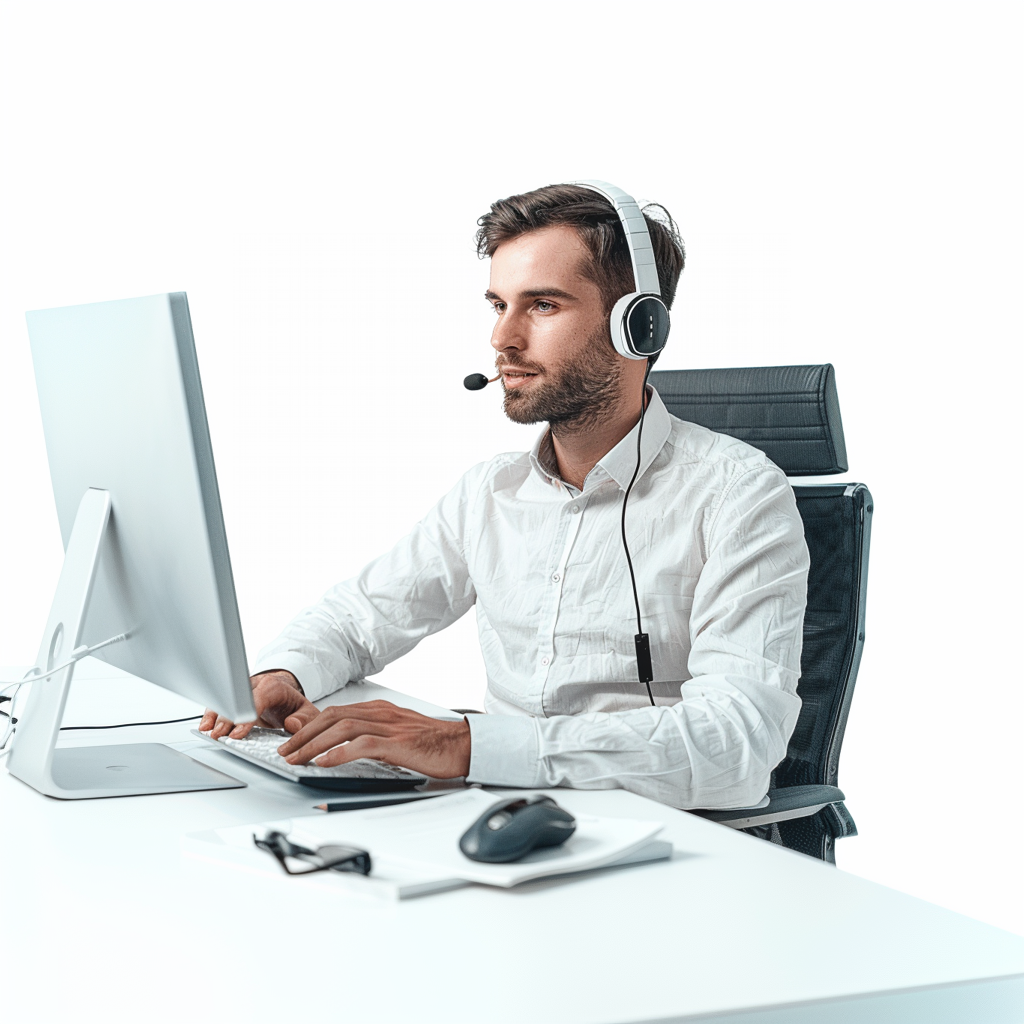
[487,225,622,429]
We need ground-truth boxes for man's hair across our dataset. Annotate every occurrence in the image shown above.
[475,183,686,318]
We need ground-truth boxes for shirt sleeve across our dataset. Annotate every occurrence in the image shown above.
[466,462,809,810]
[252,468,481,702]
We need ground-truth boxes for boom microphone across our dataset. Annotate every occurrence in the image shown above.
[464,373,500,391]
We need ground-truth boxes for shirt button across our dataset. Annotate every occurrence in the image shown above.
[571,504,580,514]
[552,573,560,582]
[541,656,550,666]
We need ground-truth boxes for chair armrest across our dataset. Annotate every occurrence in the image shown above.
[690,785,846,829]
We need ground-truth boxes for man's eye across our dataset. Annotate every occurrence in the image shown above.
[536,301,554,312]
[491,302,506,314]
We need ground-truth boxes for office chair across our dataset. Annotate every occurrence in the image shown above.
[651,364,872,864]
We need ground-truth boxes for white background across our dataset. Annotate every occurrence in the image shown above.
[0,1,1021,935]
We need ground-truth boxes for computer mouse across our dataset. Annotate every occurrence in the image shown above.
[459,795,576,863]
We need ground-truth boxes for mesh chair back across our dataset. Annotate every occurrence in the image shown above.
[651,365,872,807]
[651,364,847,475]
[782,484,871,788]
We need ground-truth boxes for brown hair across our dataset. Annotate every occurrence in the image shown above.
[475,183,686,317]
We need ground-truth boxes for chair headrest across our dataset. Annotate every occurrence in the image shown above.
[650,364,848,476]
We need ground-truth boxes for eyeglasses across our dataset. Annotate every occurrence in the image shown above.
[253,830,372,877]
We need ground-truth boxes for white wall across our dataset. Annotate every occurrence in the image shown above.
[1,1,1020,934]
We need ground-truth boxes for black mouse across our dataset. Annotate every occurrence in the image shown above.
[459,795,576,863]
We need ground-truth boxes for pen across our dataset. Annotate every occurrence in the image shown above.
[314,793,447,813]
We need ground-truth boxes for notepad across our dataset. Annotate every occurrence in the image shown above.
[182,789,670,898]
[288,788,665,886]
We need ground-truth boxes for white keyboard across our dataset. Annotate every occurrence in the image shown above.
[194,727,428,791]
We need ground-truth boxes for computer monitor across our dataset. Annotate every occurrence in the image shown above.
[7,293,256,799]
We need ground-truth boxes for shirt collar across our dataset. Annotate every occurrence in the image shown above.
[529,429,562,487]
[528,384,673,493]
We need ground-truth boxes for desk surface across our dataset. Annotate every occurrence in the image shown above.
[2,661,1023,1024]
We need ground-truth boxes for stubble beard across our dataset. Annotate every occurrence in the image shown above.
[502,327,623,435]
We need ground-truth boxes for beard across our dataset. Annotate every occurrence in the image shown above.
[501,327,623,433]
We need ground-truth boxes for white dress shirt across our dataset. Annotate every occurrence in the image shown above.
[254,387,810,809]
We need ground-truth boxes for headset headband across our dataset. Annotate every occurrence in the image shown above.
[570,180,662,297]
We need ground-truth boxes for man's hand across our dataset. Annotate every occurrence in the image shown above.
[277,701,471,779]
[199,670,319,740]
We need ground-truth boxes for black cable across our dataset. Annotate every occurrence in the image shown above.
[59,715,203,731]
[621,362,656,706]
[1,695,16,727]
[1,707,203,730]
[620,370,650,636]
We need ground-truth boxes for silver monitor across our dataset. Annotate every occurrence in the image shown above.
[7,293,255,798]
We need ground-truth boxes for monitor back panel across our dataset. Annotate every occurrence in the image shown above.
[26,293,254,722]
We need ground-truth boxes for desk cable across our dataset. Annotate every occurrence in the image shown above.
[0,631,131,690]
[0,633,201,758]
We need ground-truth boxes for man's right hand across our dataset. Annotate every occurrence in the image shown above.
[199,670,319,740]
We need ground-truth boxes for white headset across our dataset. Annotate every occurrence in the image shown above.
[571,180,671,361]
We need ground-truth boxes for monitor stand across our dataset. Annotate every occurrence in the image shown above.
[5,488,245,799]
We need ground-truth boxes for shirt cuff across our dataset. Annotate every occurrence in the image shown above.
[251,652,338,703]
[466,713,543,787]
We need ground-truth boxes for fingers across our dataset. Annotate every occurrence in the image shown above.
[313,734,391,768]
[209,715,237,739]
[200,708,259,740]
[311,700,398,720]
[277,702,399,751]
[279,713,392,765]
[283,703,319,735]
[271,701,470,777]
[250,677,317,731]
[277,706,360,755]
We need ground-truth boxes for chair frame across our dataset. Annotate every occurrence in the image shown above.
[693,482,873,861]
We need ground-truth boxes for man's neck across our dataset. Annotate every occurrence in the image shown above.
[549,391,647,491]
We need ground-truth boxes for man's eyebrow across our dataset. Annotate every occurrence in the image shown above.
[522,287,578,301]
[484,287,579,302]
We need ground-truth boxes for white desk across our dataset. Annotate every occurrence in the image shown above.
[2,661,1023,1023]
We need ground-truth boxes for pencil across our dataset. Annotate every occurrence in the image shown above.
[315,793,445,812]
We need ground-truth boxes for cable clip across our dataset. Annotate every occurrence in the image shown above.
[634,633,654,686]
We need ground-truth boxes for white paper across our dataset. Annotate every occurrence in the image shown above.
[284,788,664,887]
[181,821,471,899]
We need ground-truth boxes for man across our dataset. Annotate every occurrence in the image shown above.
[200,183,809,810]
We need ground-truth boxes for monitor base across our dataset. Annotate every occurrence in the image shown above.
[6,489,246,800]
[38,742,246,799]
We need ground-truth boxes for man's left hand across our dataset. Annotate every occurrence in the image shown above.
[276,700,471,779]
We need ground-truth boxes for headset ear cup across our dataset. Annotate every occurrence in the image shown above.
[627,295,670,356]
[609,293,670,359]
[609,292,643,359]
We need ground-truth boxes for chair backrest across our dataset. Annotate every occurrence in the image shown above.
[785,482,871,787]
[651,363,848,475]
[651,365,872,791]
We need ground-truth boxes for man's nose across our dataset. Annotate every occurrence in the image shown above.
[490,310,526,354]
